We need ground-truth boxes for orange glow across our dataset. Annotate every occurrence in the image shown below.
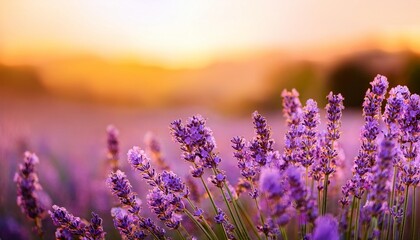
[2,1,420,68]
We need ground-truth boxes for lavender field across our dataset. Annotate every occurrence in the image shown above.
[2,75,419,240]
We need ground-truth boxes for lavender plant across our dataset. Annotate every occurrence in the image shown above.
[14,74,420,240]
[14,151,47,237]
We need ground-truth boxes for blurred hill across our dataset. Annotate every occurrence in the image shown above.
[1,48,420,114]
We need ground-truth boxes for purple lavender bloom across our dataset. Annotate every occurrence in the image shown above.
[259,167,291,227]
[281,90,304,169]
[259,167,287,199]
[111,207,147,240]
[281,88,303,127]
[147,188,184,229]
[383,86,410,138]
[55,227,73,240]
[127,147,160,187]
[210,172,226,188]
[107,170,141,215]
[399,94,420,156]
[232,136,257,180]
[300,99,320,168]
[312,214,339,240]
[87,212,106,240]
[14,151,46,235]
[170,115,221,174]
[161,170,188,196]
[249,111,275,167]
[214,208,236,240]
[287,166,318,223]
[363,135,395,230]
[107,125,120,171]
[345,75,389,201]
[49,205,87,237]
[144,132,170,171]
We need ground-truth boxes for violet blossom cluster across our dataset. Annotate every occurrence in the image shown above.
[15,73,420,240]
[49,205,106,240]
[341,74,389,205]
[14,151,46,235]
[281,89,304,169]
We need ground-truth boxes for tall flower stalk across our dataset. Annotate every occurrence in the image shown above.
[14,151,47,238]
[320,92,344,215]
[342,74,388,240]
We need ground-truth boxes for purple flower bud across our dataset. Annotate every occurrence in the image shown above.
[49,205,87,237]
[15,151,47,236]
[107,170,141,214]
[313,214,339,240]
[106,125,119,171]
[259,168,287,199]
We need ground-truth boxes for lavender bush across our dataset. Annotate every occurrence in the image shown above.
[14,74,420,240]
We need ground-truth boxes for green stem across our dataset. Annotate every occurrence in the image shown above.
[220,187,246,240]
[346,196,356,240]
[386,166,398,240]
[238,200,262,240]
[200,176,218,214]
[400,185,410,240]
[184,209,213,240]
[354,198,360,240]
[412,186,417,240]
[185,197,218,239]
[176,228,187,240]
[280,227,288,240]
[322,174,329,215]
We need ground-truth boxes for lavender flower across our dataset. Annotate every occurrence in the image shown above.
[170,115,220,169]
[111,207,147,240]
[363,135,395,233]
[214,208,236,240]
[383,86,410,138]
[281,88,303,127]
[281,89,304,169]
[147,188,184,229]
[55,227,73,240]
[87,212,106,240]
[50,206,107,239]
[107,171,165,239]
[127,147,160,187]
[259,167,291,227]
[249,111,276,167]
[107,125,120,171]
[300,99,320,168]
[343,75,389,204]
[144,132,170,171]
[287,166,318,224]
[49,205,87,237]
[312,214,339,240]
[107,170,141,215]
[14,151,46,234]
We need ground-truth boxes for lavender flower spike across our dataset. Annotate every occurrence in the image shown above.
[249,111,276,167]
[383,86,410,138]
[144,131,170,170]
[14,151,46,235]
[107,170,141,215]
[127,146,160,187]
[50,207,106,240]
[300,99,320,168]
[49,205,87,237]
[281,88,303,127]
[107,125,120,171]
[312,214,339,240]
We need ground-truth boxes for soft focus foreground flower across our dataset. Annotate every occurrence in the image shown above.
[49,205,106,240]
[14,151,47,235]
[312,214,339,240]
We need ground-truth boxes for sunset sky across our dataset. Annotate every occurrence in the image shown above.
[1,1,420,68]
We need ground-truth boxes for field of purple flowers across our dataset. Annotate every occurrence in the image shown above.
[2,74,419,240]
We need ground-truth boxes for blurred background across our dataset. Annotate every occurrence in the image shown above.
[1,1,420,238]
